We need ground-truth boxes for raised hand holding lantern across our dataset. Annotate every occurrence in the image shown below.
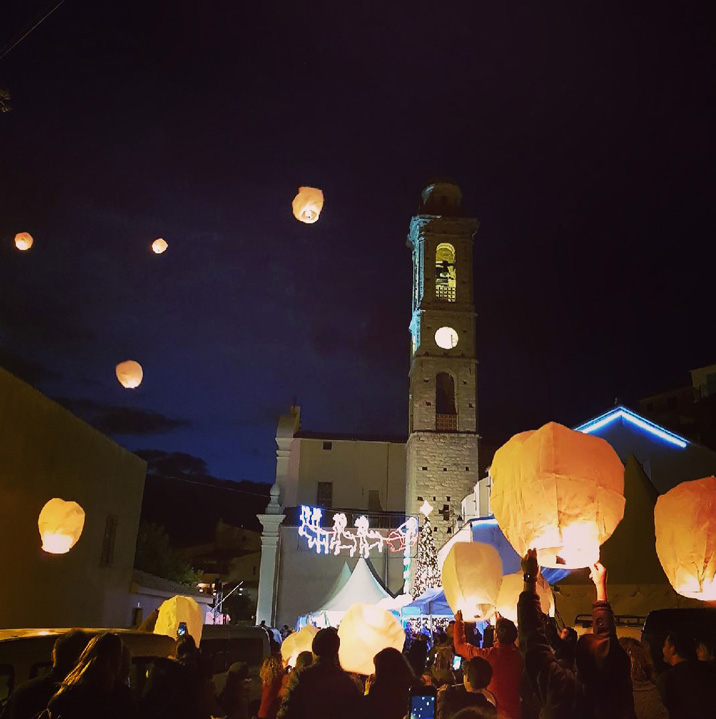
[38,498,85,554]
[292,187,324,224]
[490,422,625,569]
[115,360,143,389]
[441,542,503,620]
[655,476,716,600]
[337,603,404,675]
[496,572,554,624]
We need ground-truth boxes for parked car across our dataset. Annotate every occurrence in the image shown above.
[0,628,176,711]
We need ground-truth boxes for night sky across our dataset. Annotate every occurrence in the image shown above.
[1,1,714,484]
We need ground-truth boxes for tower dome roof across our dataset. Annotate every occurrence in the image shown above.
[419,180,466,216]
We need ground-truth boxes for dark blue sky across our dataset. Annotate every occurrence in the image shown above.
[1,1,714,483]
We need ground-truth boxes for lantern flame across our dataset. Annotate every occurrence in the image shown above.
[152,238,168,254]
[38,498,85,554]
[115,360,143,389]
[292,187,324,224]
[14,232,34,251]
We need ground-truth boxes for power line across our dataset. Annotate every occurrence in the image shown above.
[0,0,67,63]
[146,472,272,499]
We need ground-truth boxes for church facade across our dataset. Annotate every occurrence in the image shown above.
[256,182,482,627]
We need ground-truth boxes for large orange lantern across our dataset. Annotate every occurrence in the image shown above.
[441,543,503,620]
[496,572,554,624]
[291,187,324,224]
[490,422,625,568]
[38,498,85,554]
[151,238,168,254]
[337,603,404,675]
[115,360,143,389]
[154,595,204,646]
[14,232,33,251]
[655,476,716,600]
[281,625,319,667]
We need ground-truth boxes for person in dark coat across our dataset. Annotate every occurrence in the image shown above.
[218,662,251,719]
[517,549,635,719]
[46,633,136,719]
[657,632,710,719]
[436,656,496,719]
[277,627,360,719]
[362,647,417,719]
[0,630,90,719]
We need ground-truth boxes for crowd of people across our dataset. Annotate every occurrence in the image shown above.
[2,551,714,719]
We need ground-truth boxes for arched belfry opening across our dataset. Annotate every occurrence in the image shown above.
[436,372,457,431]
[435,243,456,302]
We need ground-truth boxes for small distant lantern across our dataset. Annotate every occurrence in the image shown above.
[337,603,405,676]
[281,625,319,667]
[14,232,33,251]
[154,595,204,646]
[38,498,85,554]
[496,572,554,624]
[115,360,143,389]
[441,543,503,620]
[655,476,716,600]
[490,422,625,569]
[291,187,324,224]
[152,238,168,254]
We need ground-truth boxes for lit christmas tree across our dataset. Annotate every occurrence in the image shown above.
[412,500,441,597]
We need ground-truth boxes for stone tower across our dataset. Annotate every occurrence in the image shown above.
[406,181,479,547]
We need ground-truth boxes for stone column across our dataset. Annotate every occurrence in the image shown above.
[256,484,284,626]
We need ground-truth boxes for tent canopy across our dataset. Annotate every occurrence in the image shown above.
[403,587,452,617]
[315,558,391,612]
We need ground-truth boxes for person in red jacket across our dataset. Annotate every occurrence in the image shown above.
[453,611,523,719]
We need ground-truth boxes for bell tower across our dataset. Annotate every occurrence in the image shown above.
[406,181,479,546]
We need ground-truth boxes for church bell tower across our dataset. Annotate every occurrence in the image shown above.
[406,181,479,546]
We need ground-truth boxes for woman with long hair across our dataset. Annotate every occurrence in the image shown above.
[362,647,418,719]
[431,646,457,689]
[619,637,668,719]
[257,654,286,719]
[47,632,135,719]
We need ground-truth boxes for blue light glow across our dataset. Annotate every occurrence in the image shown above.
[576,407,688,449]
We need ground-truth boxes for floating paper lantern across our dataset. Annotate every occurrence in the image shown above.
[490,422,625,569]
[291,186,324,224]
[14,232,33,251]
[152,238,168,254]
[38,498,85,554]
[115,360,143,389]
[281,625,319,667]
[655,476,716,600]
[496,572,554,624]
[337,603,404,675]
[154,595,204,646]
[441,542,503,620]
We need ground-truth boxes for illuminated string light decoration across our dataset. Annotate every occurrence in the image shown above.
[298,505,418,559]
[14,232,33,251]
[38,498,85,554]
[412,502,440,598]
[115,360,143,389]
[490,422,625,569]
[152,238,168,254]
[291,186,324,224]
[655,476,716,600]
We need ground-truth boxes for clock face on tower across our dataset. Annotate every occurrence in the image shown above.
[434,326,459,349]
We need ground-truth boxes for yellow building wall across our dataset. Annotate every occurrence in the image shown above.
[0,368,146,628]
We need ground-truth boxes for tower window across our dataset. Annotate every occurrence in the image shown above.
[436,373,458,431]
[322,441,332,450]
[316,482,333,509]
[435,243,456,302]
[422,467,428,471]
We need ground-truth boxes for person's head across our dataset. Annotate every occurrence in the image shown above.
[495,618,517,646]
[372,647,415,691]
[259,655,284,685]
[446,621,455,640]
[311,627,341,663]
[406,638,428,676]
[228,662,249,681]
[60,633,127,695]
[260,620,267,627]
[696,635,715,662]
[462,657,492,693]
[619,637,654,683]
[175,634,201,670]
[560,626,577,642]
[663,633,697,665]
[52,630,91,679]
[432,646,454,674]
[451,708,497,719]
[294,651,313,672]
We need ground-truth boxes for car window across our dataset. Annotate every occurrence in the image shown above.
[30,662,53,679]
[0,664,14,704]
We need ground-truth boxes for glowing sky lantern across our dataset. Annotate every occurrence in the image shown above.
[291,186,324,224]
[154,595,204,646]
[490,422,625,569]
[337,603,405,676]
[115,360,143,389]
[496,572,554,624]
[14,232,33,251]
[281,624,319,667]
[151,238,168,254]
[441,542,503,620]
[38,498,85,554]
[655,476,716,600]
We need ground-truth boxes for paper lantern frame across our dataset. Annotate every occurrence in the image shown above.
[292,187,324,224]
[38,498,85,554]
[115,360,143,389]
